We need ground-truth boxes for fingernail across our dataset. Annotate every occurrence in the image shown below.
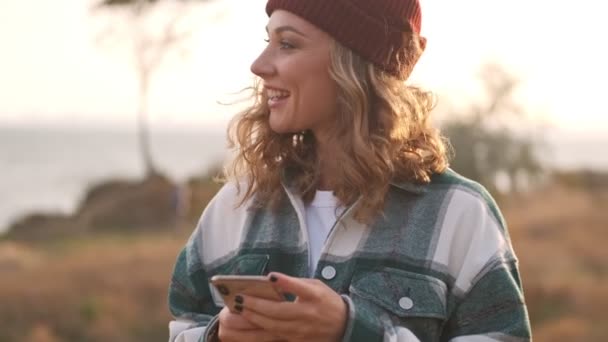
[234,295,243,304]
[270,275,278,282]
[234,304,243,313]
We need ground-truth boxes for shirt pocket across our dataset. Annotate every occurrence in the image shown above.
[225,253,270,275]
[348,267,448,320]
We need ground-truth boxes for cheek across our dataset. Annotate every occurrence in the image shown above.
[300,76,338,117]
[279,54,338,129]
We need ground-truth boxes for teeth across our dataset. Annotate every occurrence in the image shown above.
[267,89,290,99]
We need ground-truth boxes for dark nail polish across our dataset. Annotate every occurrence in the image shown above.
[234,295,243,304]
[234,304,243,312]
[270,275,278,282]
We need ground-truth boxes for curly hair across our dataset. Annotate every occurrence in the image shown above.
[224,32,449,223]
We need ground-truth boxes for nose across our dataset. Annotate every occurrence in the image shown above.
[250,48,276,78]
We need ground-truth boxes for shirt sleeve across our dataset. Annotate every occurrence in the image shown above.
[168,182,244,342]
[441,185,532,341]
[442,260,531,341]
[168,244,220,342]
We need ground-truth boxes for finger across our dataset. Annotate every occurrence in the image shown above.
[219,306,260,330]
[238,294,306,321]
[240,303,344,342]
[239,306,296,337]
[268,272,322,300]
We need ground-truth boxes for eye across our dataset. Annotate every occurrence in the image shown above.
[263,37,296,50]
[279,40,295,50]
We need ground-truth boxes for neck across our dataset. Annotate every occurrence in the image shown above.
[314,135,337,191]
[317,175,333,191]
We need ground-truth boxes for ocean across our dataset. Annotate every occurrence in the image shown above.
[0,124,606,234]
[0,124,228,234]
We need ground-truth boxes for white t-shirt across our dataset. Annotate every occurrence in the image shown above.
[305,190,345,275]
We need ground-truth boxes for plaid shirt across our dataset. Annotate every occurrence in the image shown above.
[168,169,532,341]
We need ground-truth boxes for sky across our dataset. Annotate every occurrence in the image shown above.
[0,0,606,134]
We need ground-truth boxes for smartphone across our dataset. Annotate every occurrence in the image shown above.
[210,275,285,311]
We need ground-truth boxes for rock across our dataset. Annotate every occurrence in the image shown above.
[4,213,80,241]
[76,173,177,231]
[5,173,180,239]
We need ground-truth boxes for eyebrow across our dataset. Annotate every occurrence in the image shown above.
[265,25,308,38]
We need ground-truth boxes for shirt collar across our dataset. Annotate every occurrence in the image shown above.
[389,180,428,194]
[281,169,427,195]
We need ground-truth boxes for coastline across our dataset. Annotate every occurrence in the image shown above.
[1,123,606,236]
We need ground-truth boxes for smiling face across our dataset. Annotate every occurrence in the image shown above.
[250,10,339,141]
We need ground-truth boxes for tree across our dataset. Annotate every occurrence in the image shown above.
[93,0,217,176]
[441,63,545,195]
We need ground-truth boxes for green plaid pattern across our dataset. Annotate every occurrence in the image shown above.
[168,169,532,341]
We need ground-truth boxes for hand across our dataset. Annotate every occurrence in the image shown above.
[237,272,348,342]
[217,306,285,342]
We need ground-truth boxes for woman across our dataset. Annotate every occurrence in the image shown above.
[168,0,532,341]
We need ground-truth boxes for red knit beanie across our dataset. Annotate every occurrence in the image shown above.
[266,0,424,80]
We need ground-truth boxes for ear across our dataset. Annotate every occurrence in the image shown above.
[418,36,427,52]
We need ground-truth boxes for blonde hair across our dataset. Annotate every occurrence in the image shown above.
[225,33,449,223]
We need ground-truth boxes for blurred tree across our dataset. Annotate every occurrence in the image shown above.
[441,64,545,194]
[92,0,217,176]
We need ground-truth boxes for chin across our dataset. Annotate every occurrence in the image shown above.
[269,125,295,135]
[268,115,296,134]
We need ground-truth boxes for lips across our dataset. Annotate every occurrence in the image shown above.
[265,86,290,109]
[267,88,290,99]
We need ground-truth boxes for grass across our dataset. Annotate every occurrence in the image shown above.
[503,185,608,341]
[0,231,189,342]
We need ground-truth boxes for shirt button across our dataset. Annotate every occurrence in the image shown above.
[399,297,414,310]
[321,266,336,280]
